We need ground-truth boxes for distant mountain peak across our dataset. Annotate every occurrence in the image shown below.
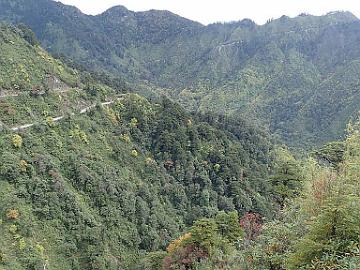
[98,5,202,27]
[100,5,131,17]
[292,10,358,23]
[239,18,257,27]
[53,0,83,14]
[326,10,356,16]
[137,9,203,27]
[324,10,358,21]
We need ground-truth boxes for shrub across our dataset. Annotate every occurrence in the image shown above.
[130,118,138,127]
[146,157,155,165]
[0,250,6,264]
[46,116,54,127]
[6,209,19,220]
[19,238,26,250]
[131,150,138,157]
[214,163,221,172]
[19,160,28,172]
[8,224,17,234]
[12,134,23,148]
[105,108,119,124]
[120,134,131,143]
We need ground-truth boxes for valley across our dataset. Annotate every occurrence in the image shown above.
[0,1,359,269]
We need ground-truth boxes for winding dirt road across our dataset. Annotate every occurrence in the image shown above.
[10,95,124,132]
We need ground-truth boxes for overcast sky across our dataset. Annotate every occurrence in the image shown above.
[57,0,359,25]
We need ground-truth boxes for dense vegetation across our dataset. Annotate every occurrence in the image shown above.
[0,3,360,269]
[0,93,276,269]
[0,25,280,269]
[0,0,360,145]
[139,120,360,270]
[0,23,79,93]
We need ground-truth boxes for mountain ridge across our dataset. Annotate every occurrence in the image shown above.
[1,3,360,270]
[1,0,360,147]
[56,0,359,26]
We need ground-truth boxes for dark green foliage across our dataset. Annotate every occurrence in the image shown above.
[17,23,39,46]
[1,3,360,269]
[136,251,168,270]
[313,141,345,166]
[0,84,274,270]
[54,54,129,93]
[270,148,304,207]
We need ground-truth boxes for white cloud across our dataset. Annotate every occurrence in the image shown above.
[57,0,360,25]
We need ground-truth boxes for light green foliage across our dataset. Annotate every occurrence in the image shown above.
[46,116,55,127]
[163,211,244,269]
[191,218,220,254]
[8,224,17,234]
[69,125,89,144]
[130,117,138,127]
[18,160,28,172]
[287,119,360,269]
[288,197,360,269]
[11,134,22,148]
[236,220,298,270]
[0,251,5,264]
[35,244,45,256]
[215,211,243,244]
[131,149,138,157]
[18,239,26,250]
[105,107,119,124]
[3,8,360,269]
[0,24,274,268]
[0,24,79,92]
[145,157,155,165]
[213,163,221,172]
[120,133,131,143]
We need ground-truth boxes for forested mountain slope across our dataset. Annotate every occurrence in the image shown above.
[160,120,360,270]
[0,23,79,93]
[0,0,360,146]
[0,24,275,270]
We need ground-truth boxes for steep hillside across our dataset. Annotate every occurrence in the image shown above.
[0,23,79,94]
[0,95,274,270]
[0,0,202,81]
[159,119,360,270]
[1,0,359,146]
[0,25,276,269]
